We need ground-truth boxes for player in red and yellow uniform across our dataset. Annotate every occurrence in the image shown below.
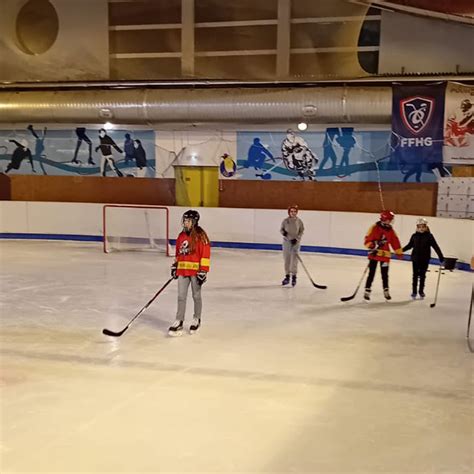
[168,210,210,336]
[363,210,403,301]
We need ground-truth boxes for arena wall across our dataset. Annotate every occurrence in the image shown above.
[0,201,471,268]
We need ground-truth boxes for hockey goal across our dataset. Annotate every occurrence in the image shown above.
[103,205,170,255]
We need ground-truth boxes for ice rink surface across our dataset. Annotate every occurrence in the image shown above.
[1,240,473,474]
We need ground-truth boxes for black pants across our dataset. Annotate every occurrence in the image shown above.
[365,259,389,290]
[412,260,429,293]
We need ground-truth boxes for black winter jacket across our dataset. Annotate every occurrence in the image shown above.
[403,231,444,263]
[95,135,122,156]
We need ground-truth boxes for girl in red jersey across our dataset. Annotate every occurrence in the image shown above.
[363,210,403,301]
[169,210,210,336]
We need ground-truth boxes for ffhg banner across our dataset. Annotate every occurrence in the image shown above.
[444,82,474,165]
[391,84,445,173]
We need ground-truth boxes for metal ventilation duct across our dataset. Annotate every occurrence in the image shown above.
[0,86,392,125]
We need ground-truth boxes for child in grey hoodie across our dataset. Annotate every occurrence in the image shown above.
[280,205,305,286]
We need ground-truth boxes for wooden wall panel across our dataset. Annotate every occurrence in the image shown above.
[1,175,437,216]
[5,176,175,205]
[0,173,11,200]
[218,180,438,216]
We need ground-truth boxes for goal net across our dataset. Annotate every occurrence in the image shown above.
[103,205,170,255]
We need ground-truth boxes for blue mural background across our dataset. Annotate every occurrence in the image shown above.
[0,125,452,182]
[0,127,156,177]
[236,129,445,182]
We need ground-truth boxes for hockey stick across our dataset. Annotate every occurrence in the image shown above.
[430,267,442,308]
[255,157,281,180]
[340,263,370,302]
[466,284,473,339]
[102,277,174,337]
[296,254,327,289]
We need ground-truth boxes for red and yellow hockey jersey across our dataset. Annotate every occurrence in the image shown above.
[364,222,402,262]
[175,231,211,277]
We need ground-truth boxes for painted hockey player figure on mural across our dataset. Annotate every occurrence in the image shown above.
[336,127,356,169]
[4,139,36,174]
[95,128,124,177]
[72,127,94,165]
[281,129,318,180]
[319,128,339,170]
[245,137,275,171]
[27,125,48,174]
[124,133,135,165]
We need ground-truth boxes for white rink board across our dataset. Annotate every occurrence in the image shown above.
[0,201,28,233]
[0,201,472,263]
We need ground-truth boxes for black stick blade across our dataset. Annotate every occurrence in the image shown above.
[313,283,327,289]
[430,303,436,308]
[102,327,127,337]
[340,295,355,302]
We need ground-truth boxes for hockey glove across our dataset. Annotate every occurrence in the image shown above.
[171,262,178,279]
[196,271,207,286]
[282,230,288,237]
[290,239,298,245]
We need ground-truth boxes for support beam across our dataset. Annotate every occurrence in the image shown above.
[181,0,195,77]
[276,0,291,79]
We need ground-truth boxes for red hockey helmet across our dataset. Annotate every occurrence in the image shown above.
[288,204,299,215]
[380,210,395,222]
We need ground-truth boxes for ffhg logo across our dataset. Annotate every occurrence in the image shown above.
[400,96,434,134]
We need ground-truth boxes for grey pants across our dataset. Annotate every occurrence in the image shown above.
[176,276,202,321]
[283,240,300,274]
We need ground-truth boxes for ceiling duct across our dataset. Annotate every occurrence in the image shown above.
[0,86,392,125]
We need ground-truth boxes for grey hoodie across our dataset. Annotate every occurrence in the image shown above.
[280,216,304,242]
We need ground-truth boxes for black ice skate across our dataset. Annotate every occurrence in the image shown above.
[364,288,371,301]
[282,274,290,286]
[189,318,201,334]
[168,320,183,336]
[411,292,417,299]
[291,275,297,287]
[383,288,391,300]
[419,291,425,299]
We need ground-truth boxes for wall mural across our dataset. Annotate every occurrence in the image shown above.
[0,127,156,177]
[0,125,454,183]
[234,128,446,182]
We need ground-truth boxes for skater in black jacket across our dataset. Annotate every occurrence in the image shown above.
[95,129,123,177]
[403,218,444,299]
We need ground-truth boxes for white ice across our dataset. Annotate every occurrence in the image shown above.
[0,240,473,473]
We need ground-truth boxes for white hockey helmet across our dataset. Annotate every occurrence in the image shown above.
[416,217,428,226]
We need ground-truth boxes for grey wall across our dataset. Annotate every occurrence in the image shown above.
[379,11,474,74]
[0,0,109,81]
